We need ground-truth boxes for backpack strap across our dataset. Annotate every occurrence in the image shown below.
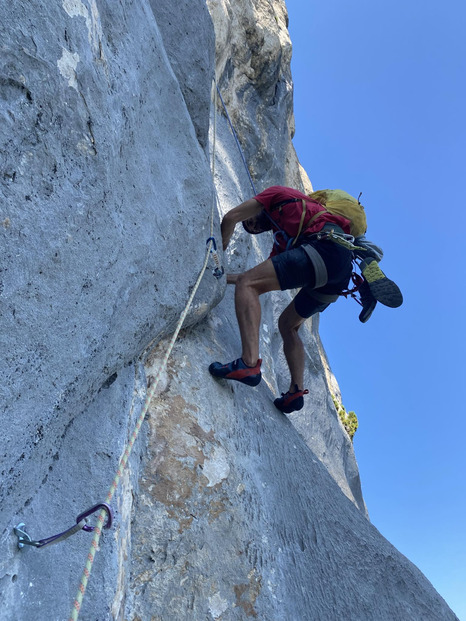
[263,200,296,250]
[269,197,300,212]
[305,208,328,229]
[291,199,307,246]
[270,197,327,228]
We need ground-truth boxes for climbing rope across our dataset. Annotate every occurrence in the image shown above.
[69,81,221,620]
[216,85,257,196]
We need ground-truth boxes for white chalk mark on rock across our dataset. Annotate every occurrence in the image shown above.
[202,447,230,487]
[57,49,80,90]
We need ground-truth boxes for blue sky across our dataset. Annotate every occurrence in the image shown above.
[285,0,466,617]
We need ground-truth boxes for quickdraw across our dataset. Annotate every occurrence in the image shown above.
[14,503,113,550]
[206,236,224,279]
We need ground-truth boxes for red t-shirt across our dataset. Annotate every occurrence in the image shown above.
[254,185,351,255]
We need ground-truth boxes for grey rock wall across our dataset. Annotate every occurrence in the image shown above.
[207,0,301,190]
[129,331,456,621]
[1,1,221,618]
[148,0,215,150]
[0,1,459,620]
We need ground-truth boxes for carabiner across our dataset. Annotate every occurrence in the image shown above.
[78,503,113,532]
[206,236,217,251]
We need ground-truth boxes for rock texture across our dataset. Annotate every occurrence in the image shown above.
[0,1,459,620]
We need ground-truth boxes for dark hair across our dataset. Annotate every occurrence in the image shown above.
[242,210,273,234]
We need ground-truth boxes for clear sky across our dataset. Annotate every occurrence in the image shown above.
[285,0,466,618]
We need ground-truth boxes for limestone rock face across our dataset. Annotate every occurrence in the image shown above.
[148,0,215,150]
[1,1,221,618]
[0,1,458,620]
[207,0,303,190]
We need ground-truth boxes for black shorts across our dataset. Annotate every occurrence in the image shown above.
[271,240,353,318]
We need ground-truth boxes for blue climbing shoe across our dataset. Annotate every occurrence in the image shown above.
[274,385,309,414]
[209,357,262,387]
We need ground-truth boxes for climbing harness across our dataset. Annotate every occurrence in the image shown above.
[301,244,328,289]
[14,504,112,549]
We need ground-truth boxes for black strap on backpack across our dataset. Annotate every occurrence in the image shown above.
[269,198,301,212]
[260,199,300,240]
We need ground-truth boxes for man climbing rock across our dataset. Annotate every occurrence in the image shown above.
[209,186,402,413]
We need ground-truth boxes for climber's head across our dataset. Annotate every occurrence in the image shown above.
[242,210,273,235]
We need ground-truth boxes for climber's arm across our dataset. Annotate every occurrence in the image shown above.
[226,273,240,285]
[221,198,262,250]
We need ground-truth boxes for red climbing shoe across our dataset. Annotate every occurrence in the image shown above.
[274,385,309,413]
[209,358,262,387]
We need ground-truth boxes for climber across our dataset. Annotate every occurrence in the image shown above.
[209,185,402,414]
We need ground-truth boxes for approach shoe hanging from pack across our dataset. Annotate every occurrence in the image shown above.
[274,385,309,414]
[358,279,377,323]
[209,357,262,387]
[359,257,403,308]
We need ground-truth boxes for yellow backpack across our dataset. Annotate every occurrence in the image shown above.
[308,189,367,237]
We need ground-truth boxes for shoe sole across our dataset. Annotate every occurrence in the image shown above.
[368,278,403,308]
[235,374,262,387]
[362,261,403,308]
[359,300,377,323]
[274,397,304,414]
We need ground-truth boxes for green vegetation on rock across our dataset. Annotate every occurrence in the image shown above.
[332,395,358,441]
